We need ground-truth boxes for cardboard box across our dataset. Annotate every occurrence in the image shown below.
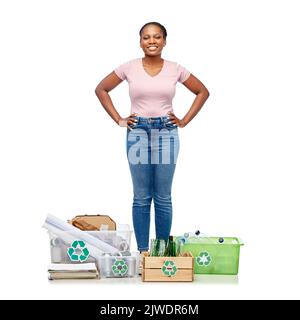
[69,214,116,231]
[142,253,194,282]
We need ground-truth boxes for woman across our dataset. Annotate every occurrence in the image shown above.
[95,22,209,256]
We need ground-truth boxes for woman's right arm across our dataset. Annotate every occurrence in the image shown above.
[95,72,137,129]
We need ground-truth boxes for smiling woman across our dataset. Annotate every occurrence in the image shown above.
[139,22,167,62]
[94,21,210,258]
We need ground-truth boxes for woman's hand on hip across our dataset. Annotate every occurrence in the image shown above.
[118,113,138,130]
[167,112,186,128]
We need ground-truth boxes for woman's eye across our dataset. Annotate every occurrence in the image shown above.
[143,36,161,40]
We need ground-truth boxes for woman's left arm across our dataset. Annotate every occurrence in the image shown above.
[168,74,210,128]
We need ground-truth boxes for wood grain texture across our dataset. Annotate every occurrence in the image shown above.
[143,268,194,282]
[142,256,194,282]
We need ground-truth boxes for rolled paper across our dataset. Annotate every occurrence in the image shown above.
[43,214,120,255]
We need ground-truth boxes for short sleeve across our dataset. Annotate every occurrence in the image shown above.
[114,60,131,81]
[177,63,191,83]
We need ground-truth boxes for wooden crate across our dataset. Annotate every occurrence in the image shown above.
[142,253,194,282]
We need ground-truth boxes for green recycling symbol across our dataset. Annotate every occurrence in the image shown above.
[112,258,128,276]
[162,260,177,277]
[196,251,212,267]
[67,240,90,262]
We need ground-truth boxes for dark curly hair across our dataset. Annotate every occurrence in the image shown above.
[139,22,167,40]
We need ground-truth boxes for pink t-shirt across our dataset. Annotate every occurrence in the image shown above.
[114,58,191,117]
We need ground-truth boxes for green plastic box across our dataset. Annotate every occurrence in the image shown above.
[180,237,244,275]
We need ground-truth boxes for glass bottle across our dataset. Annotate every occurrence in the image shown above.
[150,239,166,256]
[165,236,176,257]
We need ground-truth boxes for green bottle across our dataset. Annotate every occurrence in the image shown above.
[165,236,176,257]
[150,239,166,256]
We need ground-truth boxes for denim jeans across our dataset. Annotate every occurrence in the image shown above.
[126,115,180,251]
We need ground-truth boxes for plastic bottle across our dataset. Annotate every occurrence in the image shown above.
[182,230,204,244]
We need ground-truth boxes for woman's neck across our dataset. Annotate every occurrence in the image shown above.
[142,55,163,66]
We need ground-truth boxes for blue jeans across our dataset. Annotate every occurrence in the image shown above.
[126,115,180,251]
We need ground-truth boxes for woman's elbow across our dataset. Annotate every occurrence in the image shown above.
[199,88,209,98]
[95,84,104,96]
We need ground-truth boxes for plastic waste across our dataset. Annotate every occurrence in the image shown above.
[181,230,207,244]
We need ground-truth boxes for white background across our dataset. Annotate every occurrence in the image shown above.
[0,0,299,300]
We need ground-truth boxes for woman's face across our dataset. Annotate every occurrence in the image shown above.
[140,25,166,57]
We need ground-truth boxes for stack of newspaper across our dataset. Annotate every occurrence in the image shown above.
[48,263,99,280]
